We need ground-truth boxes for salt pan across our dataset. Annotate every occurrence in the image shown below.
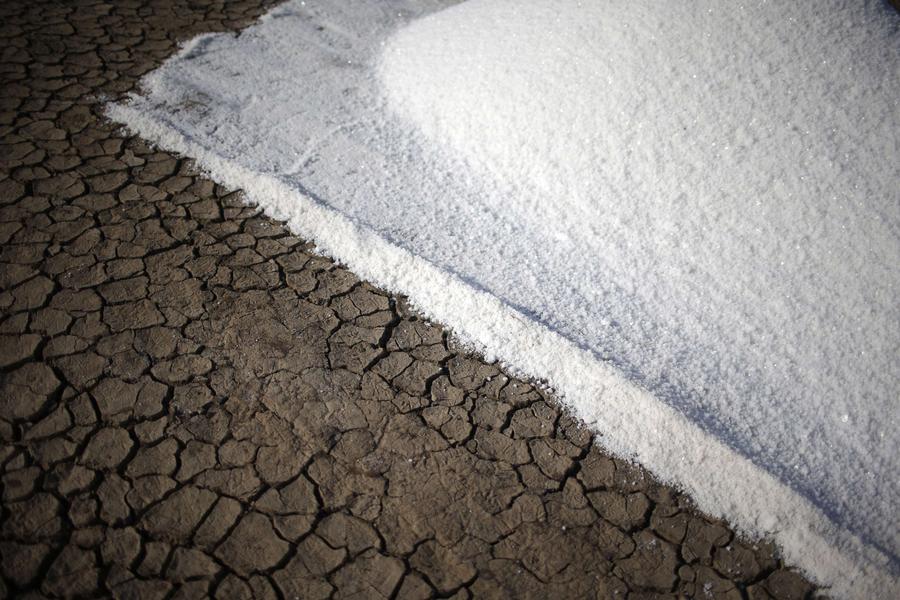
[107,1,900,597]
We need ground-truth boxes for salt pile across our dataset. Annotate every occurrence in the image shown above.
[107,1,900,597]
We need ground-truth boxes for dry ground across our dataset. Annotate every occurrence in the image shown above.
[0,1,820,598]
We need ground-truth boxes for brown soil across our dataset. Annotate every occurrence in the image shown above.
[0,1,821,598]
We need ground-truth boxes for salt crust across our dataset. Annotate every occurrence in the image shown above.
[107,1,899,597]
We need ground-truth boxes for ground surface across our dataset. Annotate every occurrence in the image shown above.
[0,1,820,598]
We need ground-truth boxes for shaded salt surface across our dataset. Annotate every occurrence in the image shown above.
[107,0,899,596]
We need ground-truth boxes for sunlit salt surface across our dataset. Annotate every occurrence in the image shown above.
[107,1,899,597]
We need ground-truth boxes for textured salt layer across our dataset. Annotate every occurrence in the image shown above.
[107,0,900,597]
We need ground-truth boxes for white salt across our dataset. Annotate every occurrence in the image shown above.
[107,1,900,597]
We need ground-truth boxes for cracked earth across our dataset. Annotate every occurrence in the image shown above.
[0,1,823,599]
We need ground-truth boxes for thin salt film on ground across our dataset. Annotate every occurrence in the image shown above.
[107,0,900,597]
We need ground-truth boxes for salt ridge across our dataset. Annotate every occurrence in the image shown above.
[106,1,900,597]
